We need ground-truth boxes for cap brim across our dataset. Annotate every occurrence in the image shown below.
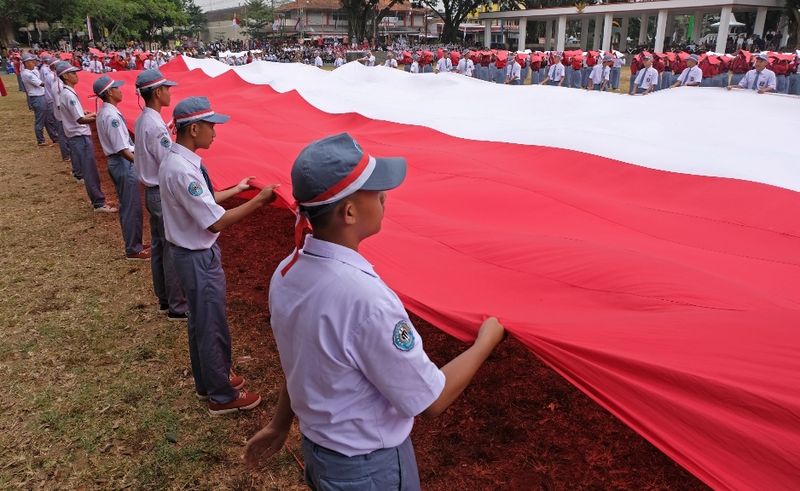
[162,80,178,86]
[361,156,407,192]
[111,80,125,89]
[200,113,230,124]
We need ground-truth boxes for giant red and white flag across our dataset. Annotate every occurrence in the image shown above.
[77,57,800,490]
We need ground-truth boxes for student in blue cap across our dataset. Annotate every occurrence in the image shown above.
[93,75,149,261]
[20,53,58,147]
[54,61,116,213]
[133,69,188,319]
[244,133,506,490]
[159,96,280,415]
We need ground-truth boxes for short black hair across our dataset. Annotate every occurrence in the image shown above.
[100,91,111,102]
[175,123,192,137]
[302,201,340,230]
[140,86,157,103]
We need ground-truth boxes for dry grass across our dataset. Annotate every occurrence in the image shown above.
[0,74,305,490]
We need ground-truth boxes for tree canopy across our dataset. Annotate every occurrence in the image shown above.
[0,0,206,46]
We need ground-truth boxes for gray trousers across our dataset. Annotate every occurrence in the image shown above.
[43,100,61,146]
[145,187,187,313]
[55,120,71,160]
[107,154,144,255]
[67,135,105,208]
[30,95,57,144]
[172,242,235,404]
[302,436,421,491]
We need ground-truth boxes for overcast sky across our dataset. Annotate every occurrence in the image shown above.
[194,0,242,11]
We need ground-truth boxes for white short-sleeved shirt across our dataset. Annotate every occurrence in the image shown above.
[38,66,55,102]
[457,58,474,77]
[143,59,158,71]
[314,56,323,68]
[590,64,610,85]
[270,236,446,457]
[334,58,344,68]
[88,60,104,73]
[634,66,659,89]
[507,61,521,81]
[548,63,565,81]
[677,66,703,86]
[383,59,397,68]
[21,68,45,96]
[46,73,63,121]
[158,143,225,250]
[58,86,91,137]
[96,102,134,157]
[738,68,777,91]
[133,107,172,187]
[366,55,375,66]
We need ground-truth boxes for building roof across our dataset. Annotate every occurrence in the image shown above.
[480,0,784,19]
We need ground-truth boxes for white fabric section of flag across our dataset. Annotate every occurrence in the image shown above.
[182,56,800,192]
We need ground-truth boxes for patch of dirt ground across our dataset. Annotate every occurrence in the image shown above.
[0,73,704,490]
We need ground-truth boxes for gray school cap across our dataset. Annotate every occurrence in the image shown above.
[92,75,124,97]
[754,52,769,61]
[135,69,177,91]
[21,53,38,63]
[688,54,699,63]
[172,96,230,128]
[291,133,406,212]
[54,61,80,77]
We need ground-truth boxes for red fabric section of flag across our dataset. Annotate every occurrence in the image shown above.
[77,57,800,490]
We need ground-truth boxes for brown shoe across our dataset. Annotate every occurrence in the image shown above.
[208,390,261,415]
[126,249,152,261]
[196,374,245,401]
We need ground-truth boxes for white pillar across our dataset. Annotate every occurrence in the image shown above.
[753,8,767,38]
[654,9,668,52]
[518,18,527,51]
[619,16,629,51]
[580,17,589,50]
[638,13,648,45]
[593,16,602,49]
[692,11,703,42]
[484,20,491,48]
[601,13,613,52]
[715,6,731,54]
[544,18,552,50]
[556,15,567,52]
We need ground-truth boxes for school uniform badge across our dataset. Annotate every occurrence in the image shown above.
[187,181,203,196]
[160,135,171,148]
[393,321,415,351]
[111,119,120,128]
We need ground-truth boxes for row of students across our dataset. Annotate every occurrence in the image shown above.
[79,70,510,487]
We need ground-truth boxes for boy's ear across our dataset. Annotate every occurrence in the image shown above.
[342,198,357,225]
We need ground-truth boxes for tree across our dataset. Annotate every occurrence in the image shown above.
[417,0,490,43]
[786,0,799,49]
[242,0,274,41]
[182,0,208,40]
[341,0,404,45]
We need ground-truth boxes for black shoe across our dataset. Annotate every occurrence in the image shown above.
[167,311,189,321]
[158,303,169,313]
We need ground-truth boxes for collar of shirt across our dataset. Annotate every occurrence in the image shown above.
[170,143,202,169]
[302,236,377,277]
[143,107,168,129]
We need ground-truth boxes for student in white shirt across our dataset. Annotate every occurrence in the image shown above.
[671,54,703,88]
[586,56,613,91]
[540,53,565,86]
[505,57,521,85]
[727,52,776,94]
[629,55,659,95]
[383,52,398,68]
